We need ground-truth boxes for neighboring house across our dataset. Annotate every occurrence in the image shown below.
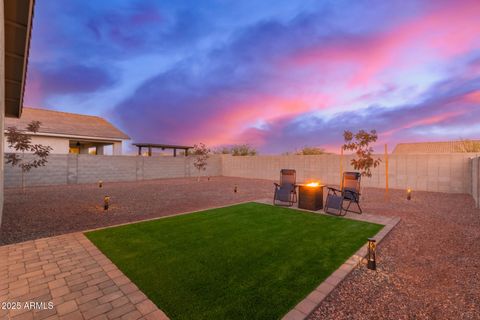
[1,0,35,224]
[393,140,480,154]
[5,107,130,155]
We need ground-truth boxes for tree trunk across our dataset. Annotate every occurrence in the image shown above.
[22,152,26,193]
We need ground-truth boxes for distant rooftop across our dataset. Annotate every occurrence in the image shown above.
[393,140,480,154]
[5,107,130,140]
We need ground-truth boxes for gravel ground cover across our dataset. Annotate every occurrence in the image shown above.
[310,188,480,320]
[1,177,479,319]
[0,177,272,245]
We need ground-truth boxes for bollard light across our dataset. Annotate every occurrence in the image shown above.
[104,196,110,210]
[99,180,103,188]
[367,238,376,270]
[407,188,412,200]
[234,185,238,193]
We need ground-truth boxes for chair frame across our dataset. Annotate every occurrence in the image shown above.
[325,172,362,216]
[273,169,297,206]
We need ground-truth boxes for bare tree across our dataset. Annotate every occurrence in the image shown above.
[342,129,381,177]
[192,143,210,181]
[5,121,53,191]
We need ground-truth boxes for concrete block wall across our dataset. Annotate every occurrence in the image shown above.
[471,157,480,208]
[3,152,477,198]
[4,154,223,188]
[221,153,475,194]
[5,154,69,187]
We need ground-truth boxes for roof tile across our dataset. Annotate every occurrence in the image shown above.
[5,107,130,140]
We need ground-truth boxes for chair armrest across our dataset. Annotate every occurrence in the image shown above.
[274,182,280,187]
[327,186,342,193]
[344,189,361,196]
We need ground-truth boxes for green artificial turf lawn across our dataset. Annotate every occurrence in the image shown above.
[85,202,382,320]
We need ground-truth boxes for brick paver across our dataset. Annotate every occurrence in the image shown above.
[0,233,169,319]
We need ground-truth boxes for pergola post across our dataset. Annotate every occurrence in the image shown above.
[173,148,177,157]
[148,146,152,157]
[138,146,142,156]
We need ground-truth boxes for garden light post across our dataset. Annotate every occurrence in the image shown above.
[99,180,103,188]
[407,188,412,200]
[367,238,376,270]
[104,196,110,210]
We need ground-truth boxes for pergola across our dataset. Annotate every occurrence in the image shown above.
[133,143,193,157]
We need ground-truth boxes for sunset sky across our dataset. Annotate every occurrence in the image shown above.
[24,0,480,154]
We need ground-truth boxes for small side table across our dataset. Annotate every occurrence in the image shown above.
[297,184,325,211]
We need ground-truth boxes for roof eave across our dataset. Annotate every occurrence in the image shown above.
[4,0,35,118]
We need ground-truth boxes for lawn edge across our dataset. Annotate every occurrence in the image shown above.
[263,199,401,320]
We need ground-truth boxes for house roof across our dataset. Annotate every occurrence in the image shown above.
[393,140,480,154]
[5,107,130,140]
[5,0,35,118]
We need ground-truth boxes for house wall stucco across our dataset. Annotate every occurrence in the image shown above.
[4,135,70,154]
[3,135,125,155]
[0,0,5,225]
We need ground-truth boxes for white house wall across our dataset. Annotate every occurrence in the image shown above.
[0,0,4,225]
[4,135,70,154]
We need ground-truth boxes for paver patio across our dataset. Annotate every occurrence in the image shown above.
[0,232,168,320]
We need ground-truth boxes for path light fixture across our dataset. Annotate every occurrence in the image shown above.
[99,180,103,188]
[234,185,238,193]
[104,196,110,210]
[367,238,376,270]
[407,188,412,200]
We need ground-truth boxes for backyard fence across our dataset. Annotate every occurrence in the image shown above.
[221,153,475,194]
[4,154,222,188]
[4,153,480,207]
[471,156,480,208]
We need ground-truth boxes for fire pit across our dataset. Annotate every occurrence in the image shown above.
[298,182,325,211]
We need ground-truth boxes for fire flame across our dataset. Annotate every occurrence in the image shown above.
[306,182,320,187]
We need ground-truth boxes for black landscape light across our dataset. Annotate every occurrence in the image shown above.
[99,180,103,188]
[407,188,412,200]
[367,238,376,270]
[234,185,238,193]
[104,196,110,210]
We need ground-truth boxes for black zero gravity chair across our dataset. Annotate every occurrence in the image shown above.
[325,171,362,216]
[273,169,297,206]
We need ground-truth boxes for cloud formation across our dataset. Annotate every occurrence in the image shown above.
[25,0,480,153]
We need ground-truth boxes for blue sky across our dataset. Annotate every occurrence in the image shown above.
[24,0,480,153]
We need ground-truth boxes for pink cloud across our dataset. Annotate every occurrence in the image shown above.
[285,0,480,88]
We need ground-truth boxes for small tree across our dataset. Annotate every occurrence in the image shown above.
[5,121,53,191]
[342,129,381,177]
[456,139,480,152]
[231,144,257,156]
[295,146,328,155]
[213,146,231,155]
[213,144,257,156]
[192,143,210,181]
